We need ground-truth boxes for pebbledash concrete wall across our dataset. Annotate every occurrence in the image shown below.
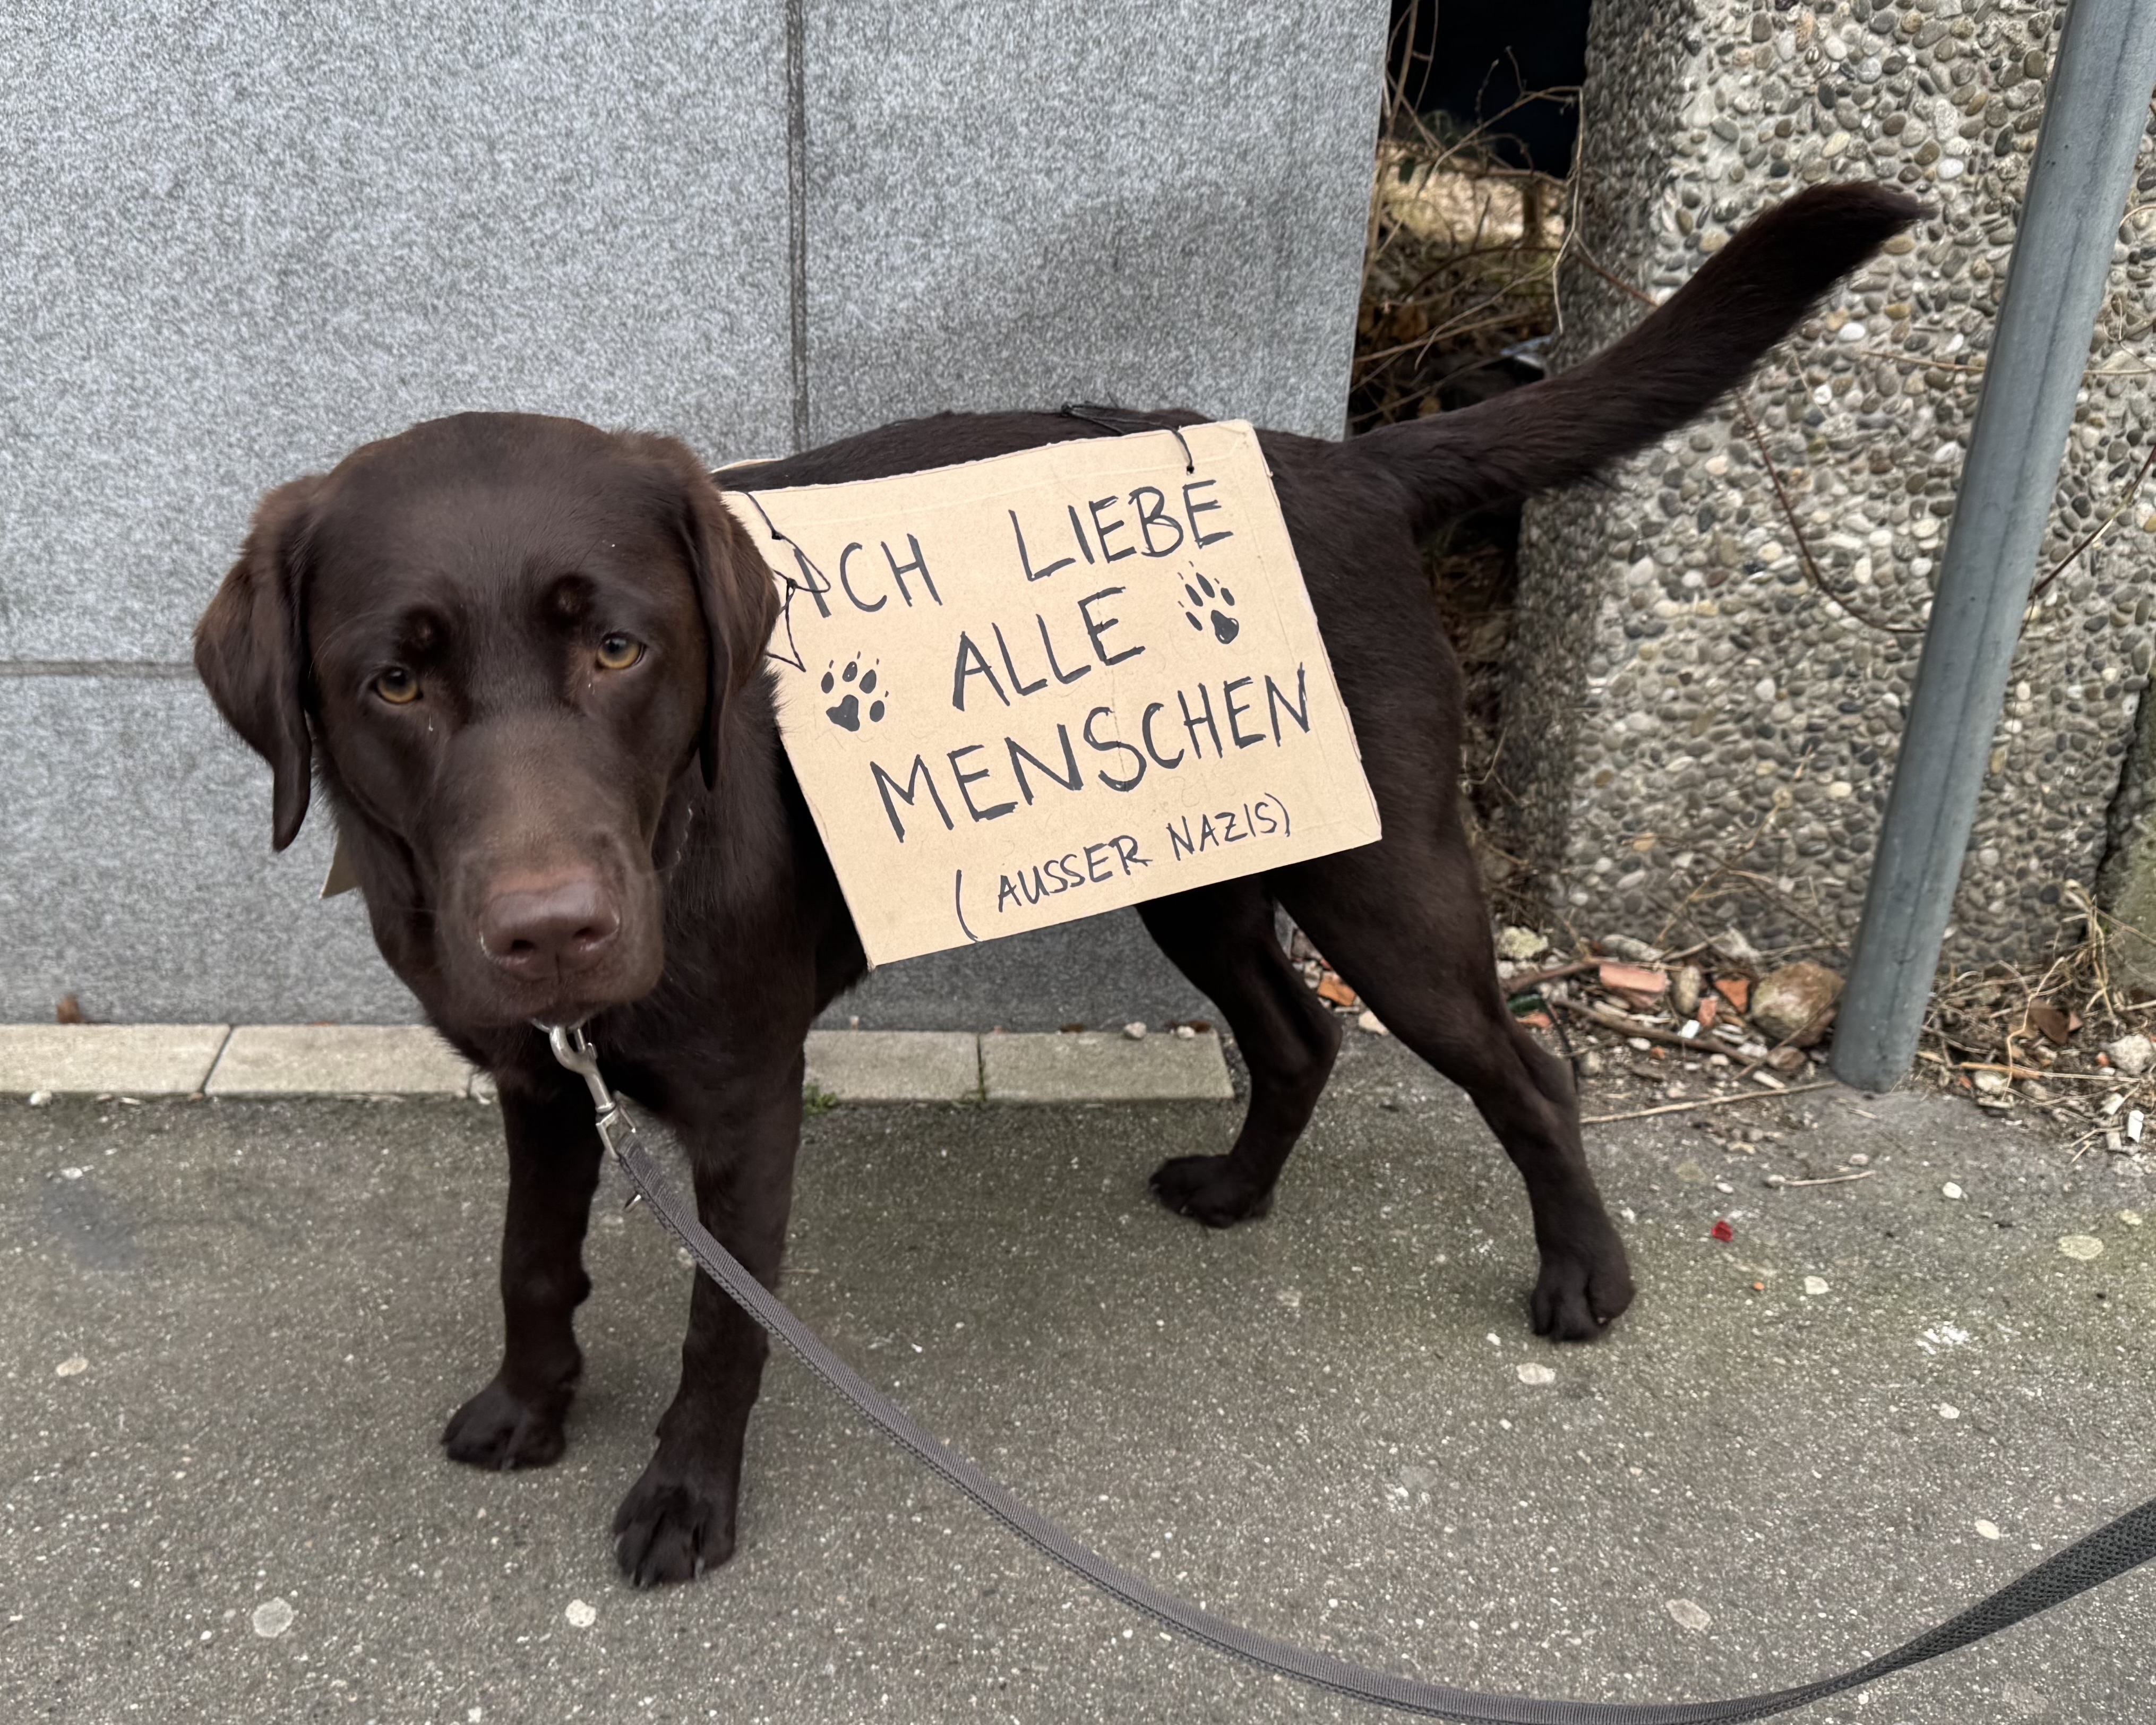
[0,2,1386,1025]
[1503,0,2156,972]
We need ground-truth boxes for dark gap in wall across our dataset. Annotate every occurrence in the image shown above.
[1356,3,1595,902]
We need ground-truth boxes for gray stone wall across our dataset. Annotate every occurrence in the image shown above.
[2100,687,2156,990]
[1503,0,2156,967]
[801,4,1380,447]
[1,1,1383,1024]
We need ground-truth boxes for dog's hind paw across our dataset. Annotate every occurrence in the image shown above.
[1528,1240,1636,1342]
[442,1376,571,1470]
[613,1465,737,1586]
[1149,1154,1274,1227]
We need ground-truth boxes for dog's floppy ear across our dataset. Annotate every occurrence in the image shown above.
[194,477,323,851]
[630,438,781,789]
[685,470,782,788]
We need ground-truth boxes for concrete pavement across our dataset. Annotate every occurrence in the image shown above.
[2,1036,2150,1723]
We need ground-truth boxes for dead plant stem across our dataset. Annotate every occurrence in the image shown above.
[1581,1081,1834,1123]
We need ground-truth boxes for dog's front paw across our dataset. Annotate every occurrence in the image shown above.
[613,1462,737,1586]
[1149,1154,1273,1227]
[1529,1225,1636,1342]
[442,1376,572,1470]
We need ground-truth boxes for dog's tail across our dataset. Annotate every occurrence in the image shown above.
[1341,183,1925,534]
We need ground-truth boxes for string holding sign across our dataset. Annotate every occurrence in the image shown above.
[720,419,1379,966]
[729,488,836,675]
[1054,404,1199,475]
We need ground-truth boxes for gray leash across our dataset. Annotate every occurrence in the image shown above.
[545,1025,2152,1722]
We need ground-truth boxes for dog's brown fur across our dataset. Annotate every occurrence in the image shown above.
[197,184,1921,1584]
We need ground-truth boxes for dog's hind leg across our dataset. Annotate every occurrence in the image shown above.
[1277,838,1634,1342]
[1137,878,1343,1225]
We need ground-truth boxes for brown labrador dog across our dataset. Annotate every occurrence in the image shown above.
[196,184,1919,1584]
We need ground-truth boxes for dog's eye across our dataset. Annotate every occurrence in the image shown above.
[374,666,421,705]
[597,633,645,671]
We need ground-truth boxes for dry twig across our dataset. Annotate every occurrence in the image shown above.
[1729,396,1926,638]
[1581,1082,1835,1124]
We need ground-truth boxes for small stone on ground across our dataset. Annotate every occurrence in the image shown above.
[1664,1598,1712,1634]
[250,1598,294,1638]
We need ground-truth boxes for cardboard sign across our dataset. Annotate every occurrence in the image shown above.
[725,422,1380,965]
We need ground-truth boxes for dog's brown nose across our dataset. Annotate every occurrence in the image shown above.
[479,875,621,981]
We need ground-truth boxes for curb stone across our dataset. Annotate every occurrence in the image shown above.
[206,1025,476,1097]
[0,1024,232,1096]
[803,1031,981,1102]
[4,1025,1236,1105]
[982,1029,1234,1103]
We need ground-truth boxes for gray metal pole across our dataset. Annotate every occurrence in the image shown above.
[1833,0,2156,1093]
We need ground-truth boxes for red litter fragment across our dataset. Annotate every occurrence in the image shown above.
[1710,1219,1735,1243]
[1598,962,1668,998]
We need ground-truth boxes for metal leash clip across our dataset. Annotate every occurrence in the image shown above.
[540,1022,642,1207]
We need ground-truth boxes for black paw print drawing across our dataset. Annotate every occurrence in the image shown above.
[1180,570,1239,645]
[821,657,887,732]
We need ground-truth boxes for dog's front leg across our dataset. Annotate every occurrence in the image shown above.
[443,1072,604,1469]
[612,1052,804,1586]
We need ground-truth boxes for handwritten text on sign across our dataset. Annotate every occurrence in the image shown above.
[725,422,1380,965]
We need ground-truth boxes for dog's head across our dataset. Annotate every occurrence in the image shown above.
[194,412,778,1028]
